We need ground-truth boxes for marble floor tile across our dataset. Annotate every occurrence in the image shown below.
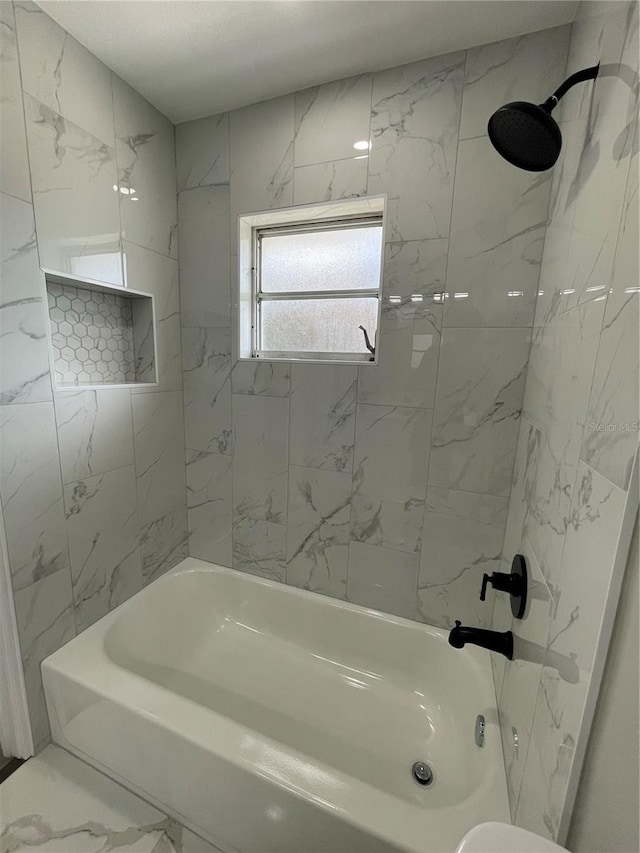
[294,75,372,167]
[0,192,51,405]
[289,364,356,473]
[0,3,31,202]
[186,450,232,567]
[286,465,351,600]
[368,52,464,242]
[64,465,142,631]
[54,388,134,483]
[183,328,232,455]
[176,113,229,191]
[429,327,530,498]
[0,403,69,591]
[0,744,221,852]
[13,573,76,749]
[15,0,115,146]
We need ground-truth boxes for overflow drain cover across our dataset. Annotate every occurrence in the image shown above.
[412,761,433,786]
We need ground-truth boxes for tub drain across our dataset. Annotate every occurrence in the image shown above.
[412,761,433,786]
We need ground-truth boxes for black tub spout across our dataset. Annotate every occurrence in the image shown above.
[448,620,514,660]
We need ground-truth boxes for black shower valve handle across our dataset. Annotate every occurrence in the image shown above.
[479,570,517,601]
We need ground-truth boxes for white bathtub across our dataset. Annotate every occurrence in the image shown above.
[42,558,509,853]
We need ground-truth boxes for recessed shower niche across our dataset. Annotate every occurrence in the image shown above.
[45,273,157,388]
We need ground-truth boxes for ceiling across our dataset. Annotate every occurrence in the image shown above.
[37,0,578,124]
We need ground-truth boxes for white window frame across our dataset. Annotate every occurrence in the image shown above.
[237,196,386,366]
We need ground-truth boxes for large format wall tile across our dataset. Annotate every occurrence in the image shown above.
[232,517,286,582]
[232,394,288,523]
[64,465,141,631]
[54,388,134,483]
[293,158,367,205]
[429,327,530,497]
[351,404,431,553]
[176,112,229,191]
[113,76,177,259]
[347,542,419,619]
[229,95,294,234]
[0,2,31,202]
[286,465,351,600]
[443,136,550,329]
[13,570,76,748]
[231,361,290,397]
[289,364,357,473]
[186,450,232,566]
[178,185,230,328]
[123,241,183,392]
[183,327,232,454]
[294,75,372,167]
[417,487,508,629]
[23,94,123,285]
[0,192,51,404]
[460,27,570,140]
[132,391,186,528]
[0,402,69,591]
[15,1,114,146]
[368,52,464,242]
[139,506,187,586]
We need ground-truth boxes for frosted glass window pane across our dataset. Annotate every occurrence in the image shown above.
[261,298,378,354]
[261,226,382,293]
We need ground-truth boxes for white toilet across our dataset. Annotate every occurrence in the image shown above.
[456,822,569,853]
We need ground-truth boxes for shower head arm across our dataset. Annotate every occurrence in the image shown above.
[540,64,599,112]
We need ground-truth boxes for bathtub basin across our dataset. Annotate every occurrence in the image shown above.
[42,558,509,852]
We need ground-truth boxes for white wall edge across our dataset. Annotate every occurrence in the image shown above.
[558,444,640,845]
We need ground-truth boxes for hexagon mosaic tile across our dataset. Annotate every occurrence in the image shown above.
[48,282,136,385]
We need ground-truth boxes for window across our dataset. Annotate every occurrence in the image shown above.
[238,197,385,363]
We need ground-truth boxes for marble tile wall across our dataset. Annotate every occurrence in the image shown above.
[493,1,639,842]
[0,1,186,749]
[177,26,571,624]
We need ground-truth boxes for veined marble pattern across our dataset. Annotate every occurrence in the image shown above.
[501,417,541,561]
[294,75,372,167]
[0,2,31,202]
[429,327,530,498]
[347,542,419,619]
[351,404,431,553]
[229,95,294,237]
[186,450,232,566]
[443,135,550,329]
[286,465,351,599]
[289,364,357,472]
[124,241,183,393]
[380,239,448,309]
[15,0,115,146]
[183,328,232,454]
[64,464,142,631]
[54,388,134,483]
[0,402,69,591]
[176,112,229,191]
[23,94,123,286]
[0,745,221,853]
[140,507,188,586]
[232,394,288,523]
[498,541,553,818]
[293,158,367,205]
[132,391,187,528]
[178,185,231,328]
[417,487,508,629]
[0,192,51,404]
[12,572,75,749]
[231,361,290,397]
[368,52,464,242]
[460,26,570,140]
[113,76,177,259]
[582,121,639,490]
[232,517,286,582]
